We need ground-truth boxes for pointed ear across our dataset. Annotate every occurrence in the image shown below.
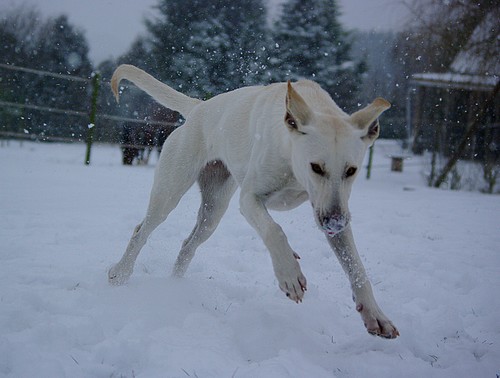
[365,119,380,143]
[351,97,390,143]
[285,81,311,133]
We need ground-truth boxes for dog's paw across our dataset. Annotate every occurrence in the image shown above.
[108,264,132,285]
[276,262,307,303]
[356,303,399,339]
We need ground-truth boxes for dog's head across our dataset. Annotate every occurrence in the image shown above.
[284,81,390,237]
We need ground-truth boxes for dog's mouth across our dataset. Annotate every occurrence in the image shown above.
[317,213,350,237]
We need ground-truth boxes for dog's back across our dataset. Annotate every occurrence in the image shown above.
[112,64,345,131]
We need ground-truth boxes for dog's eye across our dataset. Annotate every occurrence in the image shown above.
[345,166,357,178]
[285,113,297,129]
[310,163,325,176]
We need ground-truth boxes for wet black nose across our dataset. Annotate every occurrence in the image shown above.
[321,214,349,236]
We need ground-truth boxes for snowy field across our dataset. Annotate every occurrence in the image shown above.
[1,140,499,377]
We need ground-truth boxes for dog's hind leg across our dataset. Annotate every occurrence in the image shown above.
[108,127,205,285]
[173,161,237,277]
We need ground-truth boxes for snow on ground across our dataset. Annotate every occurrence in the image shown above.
[0,140,499,377]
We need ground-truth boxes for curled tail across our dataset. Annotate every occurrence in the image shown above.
[111,64,201,118]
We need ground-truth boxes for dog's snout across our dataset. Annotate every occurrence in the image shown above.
[320,213,349,237]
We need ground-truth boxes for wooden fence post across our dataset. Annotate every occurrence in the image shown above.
[85,72,100,165]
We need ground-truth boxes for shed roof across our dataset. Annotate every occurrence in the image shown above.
[411,72,497,91]
[450,8,500,77]
[411,6,499,91]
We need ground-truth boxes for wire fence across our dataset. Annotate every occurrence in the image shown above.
[0,63,177,164]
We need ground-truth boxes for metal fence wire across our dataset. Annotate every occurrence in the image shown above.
[0,63,178,164]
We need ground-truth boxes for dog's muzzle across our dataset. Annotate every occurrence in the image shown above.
[319,214,349,237]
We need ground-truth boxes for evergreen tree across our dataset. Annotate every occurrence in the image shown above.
[269,0,364,110]
[0,8,94,139]
[145,0,214,81]
[352,30,406,139]
[29,15,93,137]
[170,17,232,98]
[0,6,40,67]
[114,37,156,119]
[145,0,268,97]
[35,15,92,76]
[219,1,270,87]
[117,37,153,71]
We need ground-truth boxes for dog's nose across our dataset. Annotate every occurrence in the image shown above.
[321,214,349,236]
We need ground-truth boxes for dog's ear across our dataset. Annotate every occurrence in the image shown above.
[285,81,311,133]
[351,97,390,143]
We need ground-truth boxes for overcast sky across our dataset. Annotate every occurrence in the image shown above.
[0,0,408,64]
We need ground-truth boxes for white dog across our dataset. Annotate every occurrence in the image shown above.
[108,64,399,339]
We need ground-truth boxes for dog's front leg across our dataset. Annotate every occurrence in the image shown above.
[240,192,307,302]
[327,225,399,339]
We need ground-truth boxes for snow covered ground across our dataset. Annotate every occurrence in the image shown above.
[1,140,499,377]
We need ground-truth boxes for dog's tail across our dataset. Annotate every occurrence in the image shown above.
[111,64,202,118]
